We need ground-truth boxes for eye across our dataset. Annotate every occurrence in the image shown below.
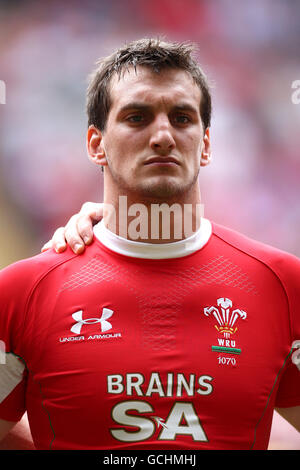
[127,114,145,123]
[173,114,192,125]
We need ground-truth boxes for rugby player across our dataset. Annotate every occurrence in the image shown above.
[0,38,299,450]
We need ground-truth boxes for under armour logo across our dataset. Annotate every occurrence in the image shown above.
[71,308,114,335]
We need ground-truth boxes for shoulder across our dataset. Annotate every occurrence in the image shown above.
[0,249,79,351]
[211,221,300,278]
[0,248,78,297]
[212,222,300,337]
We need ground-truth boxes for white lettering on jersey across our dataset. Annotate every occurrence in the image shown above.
[145,373,165,397]
[127,373,144,396]
[110,400,208,443]
[107,371,212,443]
[107,374,124,394]
[107,372,213,397]
[158,402,208,442]
[110,400,155,442]
[197,375,213,395]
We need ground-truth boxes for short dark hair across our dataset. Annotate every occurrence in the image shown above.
[86,38,212,132]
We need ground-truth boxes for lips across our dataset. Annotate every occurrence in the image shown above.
[144,156,179,165]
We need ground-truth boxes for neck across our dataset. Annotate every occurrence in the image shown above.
[102,187,203,244]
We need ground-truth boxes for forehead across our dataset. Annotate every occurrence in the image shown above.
[108,66,202,111]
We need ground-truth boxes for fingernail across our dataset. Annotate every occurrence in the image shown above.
[74,243,83,253]
[83,235,91,244]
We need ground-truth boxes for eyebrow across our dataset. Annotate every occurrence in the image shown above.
[118,102,152,114]
[118,102,199,115]
[173,103,199,114]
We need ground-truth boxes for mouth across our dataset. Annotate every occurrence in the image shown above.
[144,156,180,166]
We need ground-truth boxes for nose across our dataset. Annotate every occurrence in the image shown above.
[149,115,176,155]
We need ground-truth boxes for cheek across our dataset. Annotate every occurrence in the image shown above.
[180,134,202,160]
[105,141,136,174]
[103,134,125,162]
[106,129,146,156]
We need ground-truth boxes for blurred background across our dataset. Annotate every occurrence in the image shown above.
[0,0,299,449]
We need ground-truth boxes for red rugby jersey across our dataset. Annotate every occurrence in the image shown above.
[0,219,299,450]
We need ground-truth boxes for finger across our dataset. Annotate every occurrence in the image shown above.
[41,240,53,252]
[64,215,86,254]
[51,227,68,253]
[77,215,95,245]
[80,202,103,222]
[77,202,104,246]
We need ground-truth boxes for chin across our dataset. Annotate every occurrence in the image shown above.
[110,170,199,202]
[137,179,191,201]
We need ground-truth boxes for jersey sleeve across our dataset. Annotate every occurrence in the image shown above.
[0,249,76,423]
[0,260,32,422]
[274,252,300,407]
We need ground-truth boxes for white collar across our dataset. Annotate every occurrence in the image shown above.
[93,218,212,259]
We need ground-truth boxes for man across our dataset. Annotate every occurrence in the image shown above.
[0,38,299,450]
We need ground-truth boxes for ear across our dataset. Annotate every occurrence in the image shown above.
[200,128,212,167]
[86,125,108,167]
